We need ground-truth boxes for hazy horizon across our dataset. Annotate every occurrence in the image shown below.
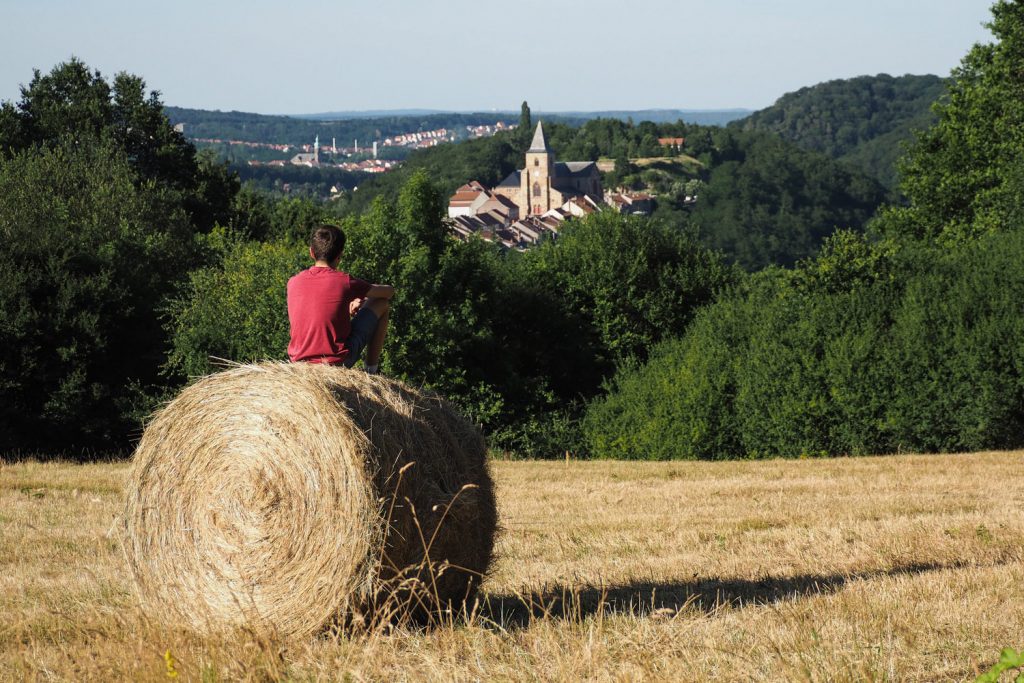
[0,0,995,115]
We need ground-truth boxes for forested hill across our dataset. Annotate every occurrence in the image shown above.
[164,107,527,146]
[734,74,947,188]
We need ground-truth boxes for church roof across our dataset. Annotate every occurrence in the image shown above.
[528,122,551,153]
[563,161,596,172]
[553,161,598,177]
[497,170,521,187]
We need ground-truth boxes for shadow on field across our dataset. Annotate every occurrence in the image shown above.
[477,561,957,630]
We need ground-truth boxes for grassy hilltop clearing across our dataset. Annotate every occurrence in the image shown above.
[2,453,1022,681]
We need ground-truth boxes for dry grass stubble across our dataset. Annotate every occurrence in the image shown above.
[1,451,1023,681]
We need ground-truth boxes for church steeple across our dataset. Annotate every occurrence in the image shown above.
[528,122,551,152]
[524,121,554,215]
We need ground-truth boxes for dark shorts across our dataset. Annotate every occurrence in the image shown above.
[342,307,380,368]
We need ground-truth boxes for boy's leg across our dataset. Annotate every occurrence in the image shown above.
[361,298,390,367]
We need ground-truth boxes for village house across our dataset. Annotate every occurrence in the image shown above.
[604,189,654,215]
[448,181,520,220]
[658,137,685,152]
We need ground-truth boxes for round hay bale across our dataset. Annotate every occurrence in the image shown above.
[122,362,497,637]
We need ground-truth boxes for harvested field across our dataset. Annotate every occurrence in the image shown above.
[2,451,1023,681]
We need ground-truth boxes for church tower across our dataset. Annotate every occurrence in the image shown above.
[523,122,554,215]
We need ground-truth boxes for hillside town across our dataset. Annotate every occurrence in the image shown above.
[447,122,654,249]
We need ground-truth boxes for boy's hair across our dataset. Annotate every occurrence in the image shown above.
[310,224,345,263]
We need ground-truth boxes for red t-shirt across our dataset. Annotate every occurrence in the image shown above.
[287,267,372,364]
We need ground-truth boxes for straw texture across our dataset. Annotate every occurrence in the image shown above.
[122,362,497,637]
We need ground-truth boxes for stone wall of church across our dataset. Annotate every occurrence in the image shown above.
[522,170,554,216]
[492,185,519,202]
[492,185,525,216]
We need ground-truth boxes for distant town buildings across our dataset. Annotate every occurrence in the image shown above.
[466,121,514,138]
[382,128,452,148]
[446,122,653,249]
[190,120,515,182]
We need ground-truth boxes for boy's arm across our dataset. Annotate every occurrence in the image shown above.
[366,284,395,300]
[350,283,395,315]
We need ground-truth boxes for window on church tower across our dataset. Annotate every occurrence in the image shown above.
[534,158,539,167]
[533,182,541,197]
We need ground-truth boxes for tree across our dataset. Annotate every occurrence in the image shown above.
[0,58,236,233]
[613,154,633,181]
[0,139,196,452]
[522,210,736,373]
[879,1,1024,240]
[586,230,1024,459]
[688,129,889,269]
[519,100,532,145]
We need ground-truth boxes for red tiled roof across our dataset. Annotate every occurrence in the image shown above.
[449,190,485,205]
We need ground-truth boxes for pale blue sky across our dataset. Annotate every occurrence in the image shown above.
[0,0,995,114]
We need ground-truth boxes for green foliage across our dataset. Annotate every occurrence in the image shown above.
[518,101,532,147]
[0,59,252,454]
[0,58,237,233]
[523,211,735,367]
[877,1,1024,242]
[233,163,362,200]
[0,139,196,452]
[585,231,1024,459]
[976,647,1024,683]
[736,74,946,188]
[342,173,683,449]
[163,231,308,378]
[687,129,889,269]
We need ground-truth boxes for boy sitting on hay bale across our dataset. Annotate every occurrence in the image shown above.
[287,224,395,374]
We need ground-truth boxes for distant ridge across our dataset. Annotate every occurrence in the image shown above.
[548,109,752,125]
[295,109,451,119]
[296,108,752,125]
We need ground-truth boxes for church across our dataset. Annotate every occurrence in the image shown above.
[491,122,602,216]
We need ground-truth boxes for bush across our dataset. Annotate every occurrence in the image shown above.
[163,230,308,378]
[585,231,1024,459]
